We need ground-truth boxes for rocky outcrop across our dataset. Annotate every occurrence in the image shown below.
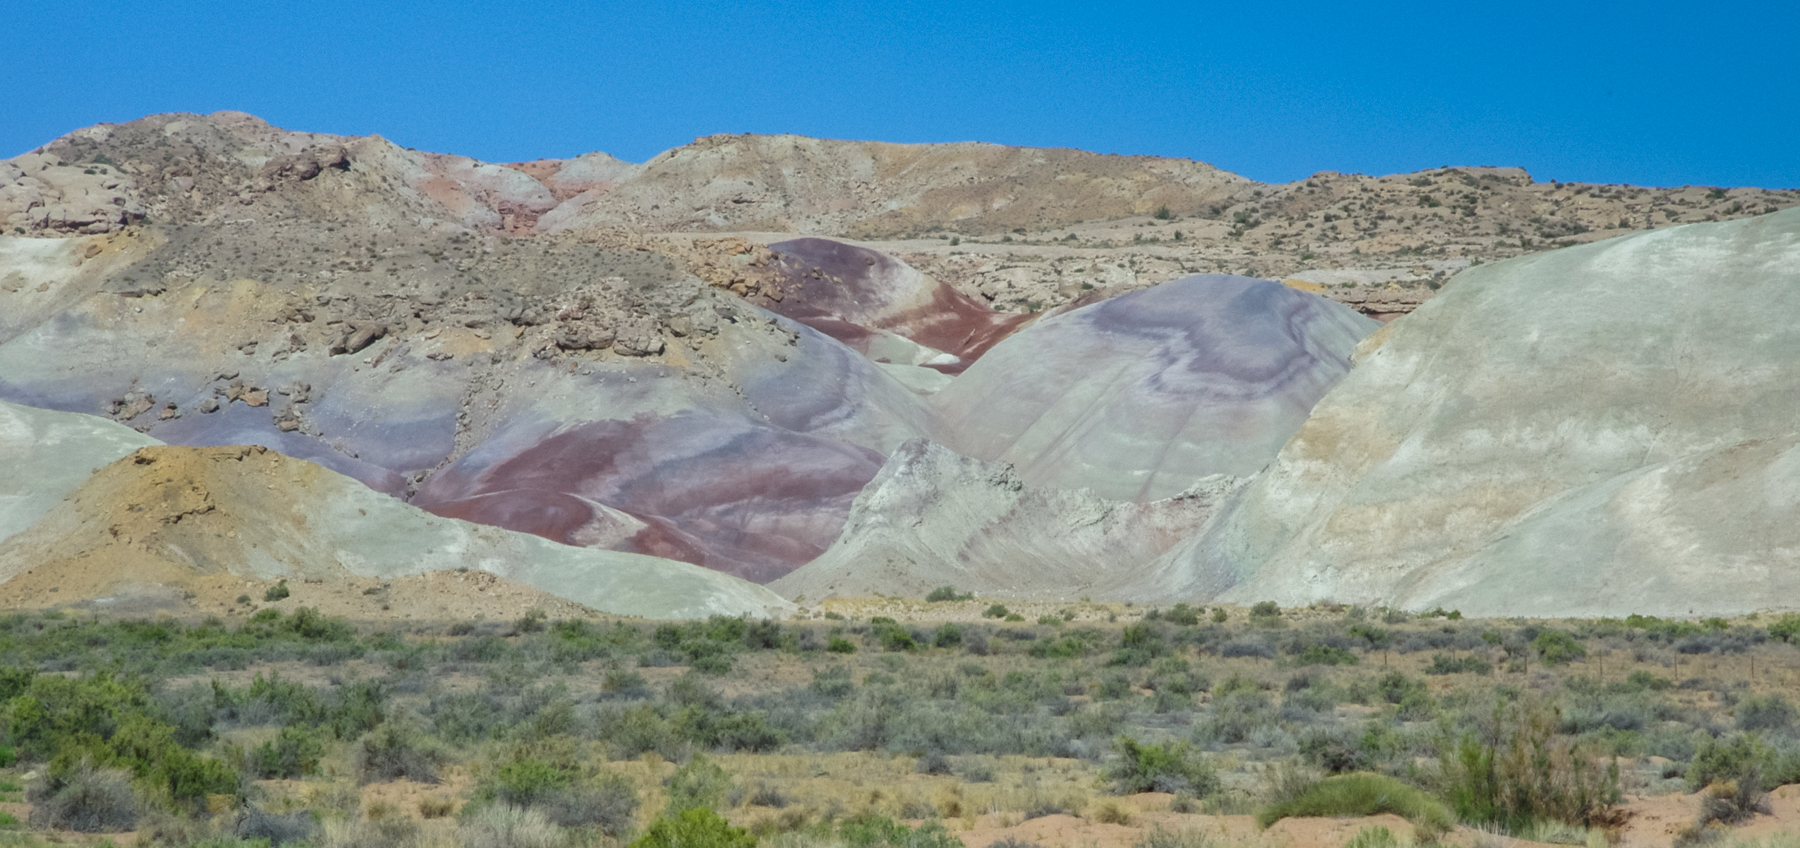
[1,154,145,234]
[250,145,350,191]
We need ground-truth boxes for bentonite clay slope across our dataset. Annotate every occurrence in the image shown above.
[0,445,791,619]
[758,238,1032,375]
[0,250,934,581]
[1145,208,1800,617]
[0,114,950,583]
[0,401,160,544]
[933,275,1381,502]
[771,440,1239,601]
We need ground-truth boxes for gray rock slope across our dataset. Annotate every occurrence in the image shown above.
[932,275,1379,502]
[1140,208,1800,616]
[0,400,160,544]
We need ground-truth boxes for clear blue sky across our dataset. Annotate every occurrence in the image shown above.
[9,0,1797,187]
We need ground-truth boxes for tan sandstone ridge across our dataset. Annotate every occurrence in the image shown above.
[6,112,1796,323]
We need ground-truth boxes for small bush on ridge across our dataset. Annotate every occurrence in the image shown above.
[1255,773,1453,838]
[1105,736,1219,796]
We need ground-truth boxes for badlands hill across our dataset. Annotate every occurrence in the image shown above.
[1149,207,1800,617]
[0,403,790,619]
[1,110,1796,617]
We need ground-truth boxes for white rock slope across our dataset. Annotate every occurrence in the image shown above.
[772,439,1238,601]
[1147,208,1800,617]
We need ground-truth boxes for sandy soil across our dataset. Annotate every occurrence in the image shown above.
[1,569,607,625]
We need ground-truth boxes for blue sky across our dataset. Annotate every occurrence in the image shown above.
[9,0,1796,187]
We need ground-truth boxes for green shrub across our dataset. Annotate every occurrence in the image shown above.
[632,807,754,848]
[677,705,788,753]
[251,726,327,778]
[326,680,388,739]
[595,704,680,760]
[926,587,972,603]
[1625,670,1673,691]
[237,805,318,846]
[1532,631,1587,665]
[836,814,963,848]
[150,745,241,807]
[1375,671,1426,705]
[1688,734,1773,792]
[665,754,733,813]
[4,672,236,806]
[1768,614,1800,643]
[1291,645,1358,666]
[692,655,734,675]
[933,623,963,648]
[1396,690,1438,722]
[1699,775,1770,826]
[741,619,785,651]
[1425,654,1492,675]
[495,758,571,807]
[1298,726,1363,774]
[1163,604,1200,627]
[603,669,650,696]
[457,803,562,848]
[827,637,857,654]
[1348,623,1392,649]
[1255,773,1453,838]
[357,722,446,784]
[1104,736,1219,796]
[1030,633,1097,659]
[1068,702,1129,739]
[982,604,1010,619]
[264,580,291,602]
[840,813,911,847]
[806,666,853,701]
[1116,622,1165,661]
[1442,698,1620,828]
[1343,825,1399,848]
[27,763,138,832]
[1737,694,1796,732]
[875,623,919,652]
[1195,691,1275,744]
[536,774,639,833]
[1132,826,1211,848]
